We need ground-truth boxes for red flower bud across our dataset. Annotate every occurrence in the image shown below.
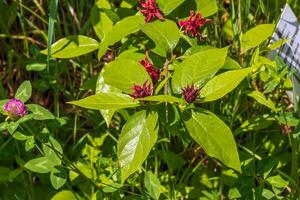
[130,81,153,99]
[140,55,160,84]
[182,84,200,103]
[179,10,208,38]
[138,0,164,22]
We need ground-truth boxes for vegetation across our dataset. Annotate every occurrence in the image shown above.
[0,0,299,199]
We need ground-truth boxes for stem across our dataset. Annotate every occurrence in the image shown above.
[164,59,170,123]
[237,0,244,65]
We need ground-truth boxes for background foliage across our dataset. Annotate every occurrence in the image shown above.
[0,0,300,199]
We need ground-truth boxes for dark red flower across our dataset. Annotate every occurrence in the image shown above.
[138,0,164,22]
[182,84,200,103]
[140,52,160,84]
[179,10,208,38]
[130,81,153,99]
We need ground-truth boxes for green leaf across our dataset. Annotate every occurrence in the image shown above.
[267,38,289,50]
[144,171,162,200]
[91,0,113,40]
[43,136,63,166]
[51,190,77,200]
[98,15,144,59]
[24,157,54,173]
[50,166,67,190]
[15,80,32,102]
[96,69,120,127]
[156,0,186,15]
[102,59,152,93]
[27,104,55,120]
[0,166,12,182]
[196,0,218,17]
[137,95,185,104]
[118,110,159,183]
[266,175,289,188]
[172,47,228,94]
[69,92,140,110]
[183,108,241,172]
[201,67,251,102]
[247,91,278,111]
[25,137,35,151]
[141,19,180,54]
[26,63,47,71]
[41,35,99,58]
[242,24,275,53]
[223,57,241,70]
[11,131,32,141]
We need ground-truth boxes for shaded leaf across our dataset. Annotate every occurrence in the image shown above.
[144,171,162,199]
[247,91,278,111]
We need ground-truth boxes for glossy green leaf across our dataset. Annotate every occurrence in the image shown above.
[50,166,67,190]
[183,108,241,172]
[69,92,140,110]
[138,95,185,104]
[144,171,162,199]
[15,81,32,102]
[98,15,144,59]
[201,68,251,102]
[27,104,55,120]
[51,190,77,200]
[118,110,159,183]
[196,0,218,17]
[91,0,113,40]
[141,19,180,54]
[247,91,278,111]
[156,0,186,15]
[41,35,99,58]
[96,68,121,127]
[24,157,54,173]
[242,24,275,53]
[172,47,228,94]
[102,59,152,93]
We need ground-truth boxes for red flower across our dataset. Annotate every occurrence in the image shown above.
[130,81,153,99]
[182,84,200,103]
[140,52,160,84]
[138,0,164,22]
[179,10,208,38]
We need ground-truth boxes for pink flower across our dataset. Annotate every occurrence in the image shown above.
[179,10,208,38]
[138,0,164,22]
[3,98,28,118]
[182,84,200,103]
[130,81,153,99]
[140,53,160,84]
